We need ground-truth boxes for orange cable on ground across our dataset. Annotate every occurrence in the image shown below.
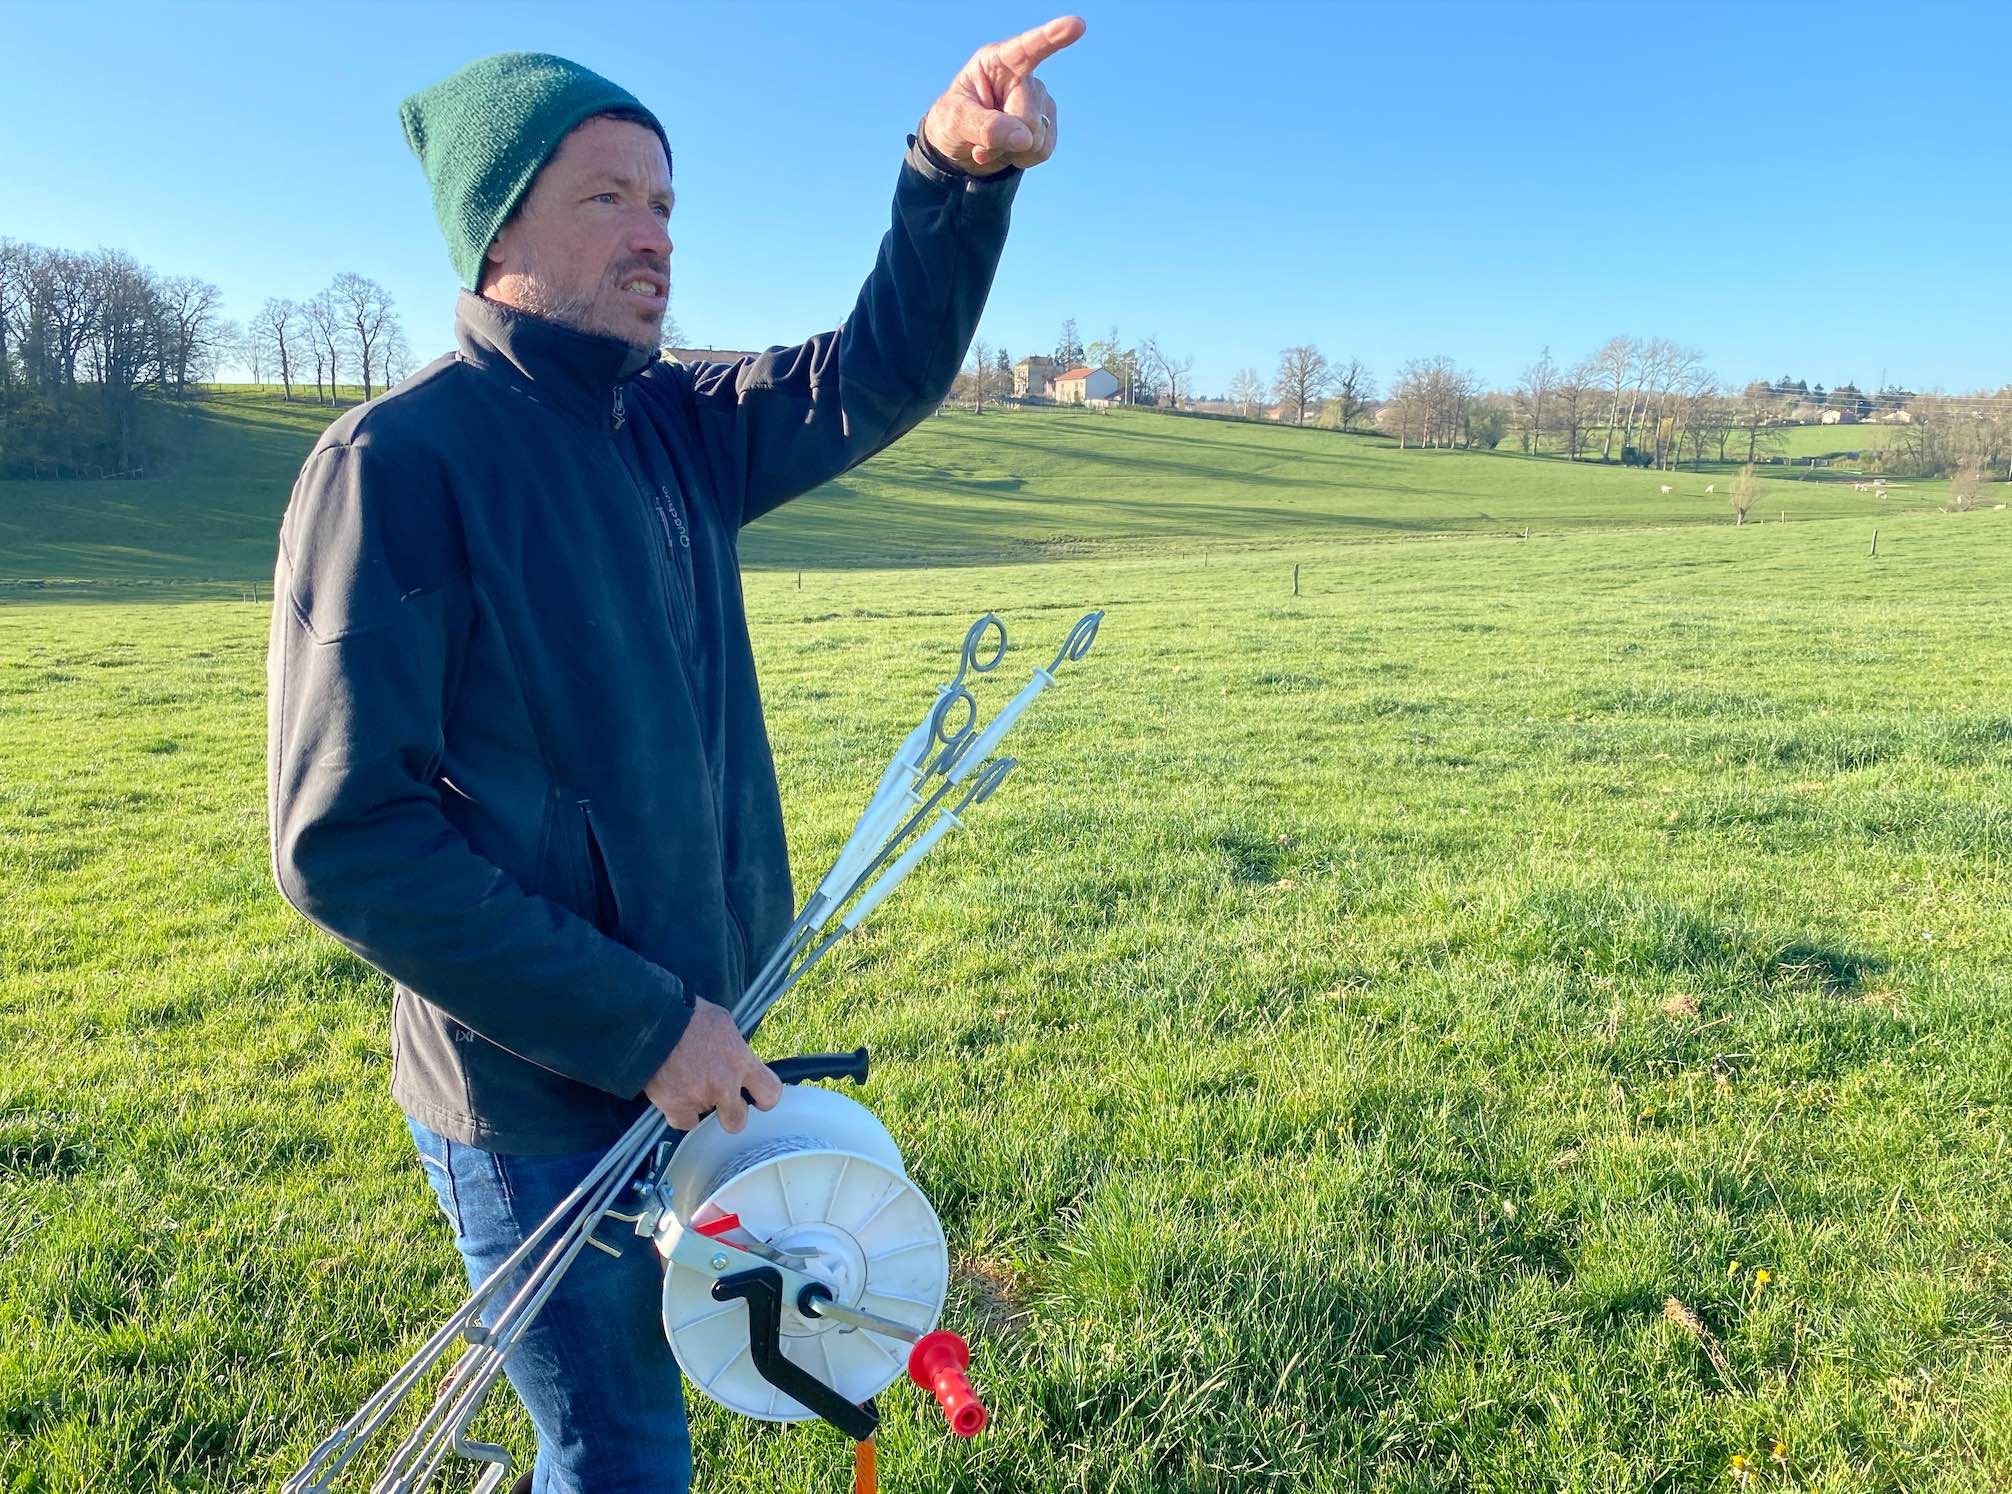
[854,1436,877,1494]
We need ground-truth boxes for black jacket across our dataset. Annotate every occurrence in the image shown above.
[268,138,1018,1152]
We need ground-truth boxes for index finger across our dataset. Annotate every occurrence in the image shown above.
[987,14,1086,77]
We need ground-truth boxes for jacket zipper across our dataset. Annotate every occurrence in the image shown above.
[611,383,749,997]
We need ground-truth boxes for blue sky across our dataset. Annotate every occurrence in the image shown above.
[5,0,2006,397]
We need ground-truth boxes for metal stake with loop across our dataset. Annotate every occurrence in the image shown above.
[285,609,1104,1493]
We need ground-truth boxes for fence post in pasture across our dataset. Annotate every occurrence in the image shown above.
[796,570,802,591]
[1293,563,1300,597]
[1869,529,1878,558]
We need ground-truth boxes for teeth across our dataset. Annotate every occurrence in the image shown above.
[626,280,657,295]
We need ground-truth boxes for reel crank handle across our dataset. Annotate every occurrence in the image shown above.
[711,1267,880,1442]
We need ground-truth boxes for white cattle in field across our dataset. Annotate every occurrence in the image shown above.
[1705,483,1716,494]
[1854,482,1870,491]
[1660,484,1674,494]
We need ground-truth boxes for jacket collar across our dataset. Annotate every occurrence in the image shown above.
[453,290,659,431]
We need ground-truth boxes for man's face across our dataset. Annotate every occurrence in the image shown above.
[482,115,674,353]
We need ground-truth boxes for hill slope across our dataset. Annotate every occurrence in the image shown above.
[0,388,1936,583]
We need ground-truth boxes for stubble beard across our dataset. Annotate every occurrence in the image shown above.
[514,246,661,356]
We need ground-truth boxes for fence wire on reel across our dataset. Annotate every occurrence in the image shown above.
[286,606,1105,1494]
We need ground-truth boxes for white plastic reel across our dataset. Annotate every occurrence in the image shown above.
[654,1085,949,1422]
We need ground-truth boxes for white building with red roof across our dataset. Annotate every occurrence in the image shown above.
[1051,365,1120,405]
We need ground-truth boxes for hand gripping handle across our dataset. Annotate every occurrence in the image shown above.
[908,1330,986,1436]
[767,1048,871,1089]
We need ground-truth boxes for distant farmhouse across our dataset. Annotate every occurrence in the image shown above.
[1052,365,1119,406]
[1819,408,1859,425]
[1013,354,1056,399]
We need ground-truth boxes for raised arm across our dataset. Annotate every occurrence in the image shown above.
[662,15,1084,526]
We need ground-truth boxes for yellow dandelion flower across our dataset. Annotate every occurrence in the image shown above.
[1771,1440,1787,1464]
[1728,1259,1742,1278]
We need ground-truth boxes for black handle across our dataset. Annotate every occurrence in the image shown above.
[767,1047,870,1090]
[712,1267,880,1441]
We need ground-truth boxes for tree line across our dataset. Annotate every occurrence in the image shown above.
[0,235,407,479]
[1043,326,2007,482]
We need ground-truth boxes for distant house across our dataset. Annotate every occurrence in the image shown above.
[1013,355,1057,399]
[1819,408,1859,425]
[1052,365,1119,405]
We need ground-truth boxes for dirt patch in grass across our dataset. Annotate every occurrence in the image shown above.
[953,1256,1032,1341]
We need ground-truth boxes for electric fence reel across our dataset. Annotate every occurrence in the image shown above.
[288,609,1103,1493]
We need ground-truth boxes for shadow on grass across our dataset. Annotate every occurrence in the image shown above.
[1493,884,1884,993]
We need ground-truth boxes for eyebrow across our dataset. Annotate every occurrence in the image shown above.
[587,171,674,209]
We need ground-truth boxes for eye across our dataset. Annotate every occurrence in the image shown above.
[593,192,619,205]
[652,204,671,221]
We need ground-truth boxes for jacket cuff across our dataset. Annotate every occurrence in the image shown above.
[906,128,1023,194]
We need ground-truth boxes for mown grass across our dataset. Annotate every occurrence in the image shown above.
[1,405,2008,1491]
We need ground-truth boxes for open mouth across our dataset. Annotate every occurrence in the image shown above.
[619,273,667,308]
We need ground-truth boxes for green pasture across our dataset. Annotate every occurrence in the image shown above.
[2,398,2009,1491]
[0,390,1933,585]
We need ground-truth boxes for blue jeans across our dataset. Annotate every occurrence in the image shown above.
[406,1116,692,1493]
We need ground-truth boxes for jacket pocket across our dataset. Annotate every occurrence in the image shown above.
[579,802,623,939]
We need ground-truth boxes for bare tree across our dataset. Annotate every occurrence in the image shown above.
[1593,335,1635,463]
[1948,461,1988,512]
[962,338,998,413]
[234,320,265,386]
[1389,355,1473,447]
[1673,372,1724,469]
[154,275,224,398]
[82,250,162,469]
[1729,463,1760,526]
[28,246,103,394]
[304,291,344,404]
[1139,337,1194,409]
[1273,344,1331,426]
[0,238,27,391]
[381,324,416,386]
[331,272,397,400]
[196,318,238,386]
[1514,348,1556,454]
[1228,366,1266,418]
[1552,360,1598,460]
[251,298,302,401]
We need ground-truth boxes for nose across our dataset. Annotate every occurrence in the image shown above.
[629,210,672,261]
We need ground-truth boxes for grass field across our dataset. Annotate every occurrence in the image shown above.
[2,392,2008,1491]
[0,389,1939,584]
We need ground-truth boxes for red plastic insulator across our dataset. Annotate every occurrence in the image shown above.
[692,1212,743,1238]
[907,1330,986,1437]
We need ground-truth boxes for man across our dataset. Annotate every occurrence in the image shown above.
[267,19,1081,1492]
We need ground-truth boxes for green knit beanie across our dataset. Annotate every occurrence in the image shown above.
[400,52,671,290]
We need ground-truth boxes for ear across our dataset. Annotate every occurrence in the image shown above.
[478,231,508,292]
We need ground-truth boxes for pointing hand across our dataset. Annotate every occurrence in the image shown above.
[921,15,1086,176]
